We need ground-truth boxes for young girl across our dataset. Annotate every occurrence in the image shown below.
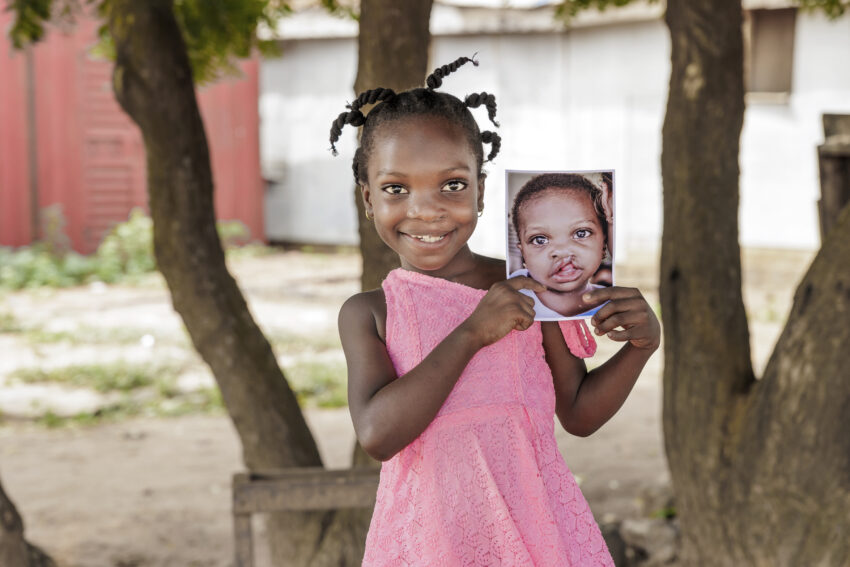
[509,173,611,319]
[331,56,660,566]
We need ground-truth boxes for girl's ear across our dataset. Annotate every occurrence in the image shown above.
[360,184,374,218]
[477,175,486,213]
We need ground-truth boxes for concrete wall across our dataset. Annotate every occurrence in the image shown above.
[260,9,850,258]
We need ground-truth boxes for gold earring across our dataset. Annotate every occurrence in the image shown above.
[365,210,373,221]
[477,207,484,218]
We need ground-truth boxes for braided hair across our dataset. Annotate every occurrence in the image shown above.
[329,56,502,185]
[511,173,610,247]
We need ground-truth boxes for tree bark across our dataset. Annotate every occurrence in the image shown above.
[353,0,434,291]
[107,2,367,564]
[344,0,436,544]
[0,475,55,567]
[661,1,850,564]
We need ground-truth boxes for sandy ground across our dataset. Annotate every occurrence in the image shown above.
[0,248,812,566]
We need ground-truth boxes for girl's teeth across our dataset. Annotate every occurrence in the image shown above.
[414,234,444,243]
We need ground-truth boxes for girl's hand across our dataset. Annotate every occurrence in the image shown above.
[461,277,545,348]
[584,287,661,351]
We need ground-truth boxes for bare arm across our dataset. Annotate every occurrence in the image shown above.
[543,286,661,437]
[340,277,545,461]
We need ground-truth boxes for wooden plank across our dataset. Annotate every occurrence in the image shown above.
[233,513,254,567]
[818,114,850,241]
[231,468,379,567]
[232,468,379,514]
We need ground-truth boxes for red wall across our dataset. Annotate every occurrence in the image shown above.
[0,11,264,253]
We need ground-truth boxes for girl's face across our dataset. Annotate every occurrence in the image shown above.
[516,188,605,294]
[361,116,484,276]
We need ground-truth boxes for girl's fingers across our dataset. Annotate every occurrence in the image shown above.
[591,297,646,328]
[583,286,641,305]
[605,328,634,342]
[593,308,648,335]
[506,276,546,293]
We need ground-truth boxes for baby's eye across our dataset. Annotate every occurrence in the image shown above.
[442,179,467,192]
[530,235,549,246]
[574,229,592,239]
[382,185,407,195]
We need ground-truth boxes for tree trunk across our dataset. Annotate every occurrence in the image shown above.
[0,475,55,567]
[353,0,434,291]
[344,0,436,544]
[661,1,850,564]
[107,2,368,564]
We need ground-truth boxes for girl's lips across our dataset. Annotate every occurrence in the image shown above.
[550,261,582,283]
[401,231,451,247]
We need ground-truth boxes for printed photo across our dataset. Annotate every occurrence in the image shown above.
[506,169,615,320]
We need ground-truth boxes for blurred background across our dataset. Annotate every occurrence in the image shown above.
[0,1,847,566]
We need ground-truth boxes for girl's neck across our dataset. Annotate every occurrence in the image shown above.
[399,246,491,288]
[537,281,597,317]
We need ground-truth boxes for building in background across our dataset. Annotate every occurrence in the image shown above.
[0,10,264,254]
[260,0,850,260]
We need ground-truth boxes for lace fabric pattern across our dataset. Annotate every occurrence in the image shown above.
[364,268,613,566]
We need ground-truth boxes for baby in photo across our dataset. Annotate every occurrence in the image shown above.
[508,171,614,320]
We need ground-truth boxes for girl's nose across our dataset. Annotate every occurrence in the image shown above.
[407,192,444,221]
[550,241,575,258]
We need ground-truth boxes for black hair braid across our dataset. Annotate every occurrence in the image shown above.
[481,131,501,162]
[329,88,396,155]
[329,56,502,183]
[426,55,478,90]
[464,92,499,127]
[348,87,396,111]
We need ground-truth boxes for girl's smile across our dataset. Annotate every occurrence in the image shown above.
[362,116,484,278]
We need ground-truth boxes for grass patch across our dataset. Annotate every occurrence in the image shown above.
[0,311,22,333]
[20,325,184,347]
[6,357,345,429]
[285,360,348,408]
[650,505,677,519]
[269,331,342,356]
[33,387,225,428]
[9,361,184,393]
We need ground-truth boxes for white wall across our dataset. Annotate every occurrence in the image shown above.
[740,12,850,249]
[260,10,850,257]
[261,38,359,246]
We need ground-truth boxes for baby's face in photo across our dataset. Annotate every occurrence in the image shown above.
[516,188,605,294]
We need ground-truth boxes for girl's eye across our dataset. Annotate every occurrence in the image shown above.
[574,229,592,239]
[382,185,407,195]
[442,180,467,192]
[530,235,548,246]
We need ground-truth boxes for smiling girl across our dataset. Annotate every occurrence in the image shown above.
[330,57,659,566]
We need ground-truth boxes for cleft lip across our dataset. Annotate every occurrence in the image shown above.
[549,257,581,277]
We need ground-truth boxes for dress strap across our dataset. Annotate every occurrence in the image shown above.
[558,319,597,358]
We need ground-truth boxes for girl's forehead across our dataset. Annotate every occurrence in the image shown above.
[367,118,477,169]
[374,116,465,146]
[517,188,600,231]
[520,187,594,215]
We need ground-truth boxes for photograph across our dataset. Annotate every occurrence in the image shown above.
[506,169,615,320]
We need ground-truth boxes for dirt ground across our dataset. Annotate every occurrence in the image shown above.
[0,247,813,566]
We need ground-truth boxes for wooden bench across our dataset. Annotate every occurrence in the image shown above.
[232,467,380,567]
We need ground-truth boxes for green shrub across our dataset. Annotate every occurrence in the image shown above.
[0,207,265,289]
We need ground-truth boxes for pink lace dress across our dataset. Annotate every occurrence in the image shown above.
[362,268,614,566]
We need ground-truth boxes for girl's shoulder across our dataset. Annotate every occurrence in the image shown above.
[339,287,387,344]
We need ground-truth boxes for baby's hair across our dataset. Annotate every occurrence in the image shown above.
[329,56,501,184]
[512,173,609,245]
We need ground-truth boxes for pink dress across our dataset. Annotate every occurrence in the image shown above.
[363,268,614,566]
